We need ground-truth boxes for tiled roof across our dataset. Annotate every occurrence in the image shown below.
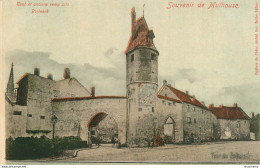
[209,106,250,120]
[158,84,208,109]
[125,16,157,53]
[157,95,182,103]
[16,73,29,84]
[52,96,126,102]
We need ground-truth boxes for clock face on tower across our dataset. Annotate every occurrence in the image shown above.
[138,83,156,106]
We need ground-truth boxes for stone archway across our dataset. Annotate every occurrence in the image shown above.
[163,117,176,143]
[87,112,118,145]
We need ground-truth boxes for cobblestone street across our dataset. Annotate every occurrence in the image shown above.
[55,141,260,163]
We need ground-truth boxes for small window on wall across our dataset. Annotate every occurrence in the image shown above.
[138,108,142,112]
[13,111,22,115]
[193,107,196,112]
[187,117,191,123]
[151,53,156,60]
[236,123,240,128]
[194,118,197,123]
[202,110,204,114]
[152,107,154,112]
[27,114,32,117]
[131,54,134,62]
[40,116,45,119]
[165,94,167,97]
[168,102,171,106]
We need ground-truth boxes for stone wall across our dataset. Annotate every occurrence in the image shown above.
[52,97,127,144]
[219,119,250,140]
[155,98,183,143]
[5,101,28,138]
[126,48,158,84]
[182,103,216,142]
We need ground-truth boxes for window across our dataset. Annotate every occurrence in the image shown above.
[27,114,32,117]
[91,130,95,136]
[187,117,191,123]
[162,100,165,103]
[13,111,21,115]
[202,110,204,114]
[151,53,156,60]
[193,107,196,112]
[152,107,154,112]
[138,108,142,112]
[131,54,134,62]
[165,94,167,97]
[236,123,240,128]
[40,116,45,119]
[168,102,171,106]
[194,118,197,123]
[187,105,190,110]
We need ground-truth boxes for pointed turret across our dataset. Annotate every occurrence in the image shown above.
[6,63,15,94]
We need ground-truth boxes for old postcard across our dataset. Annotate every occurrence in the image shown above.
[1,0,260,165]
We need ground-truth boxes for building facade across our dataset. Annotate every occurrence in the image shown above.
[5,7,250,146]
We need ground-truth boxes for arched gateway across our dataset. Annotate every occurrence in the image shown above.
[52,96,127,145]
[87,112,118,145]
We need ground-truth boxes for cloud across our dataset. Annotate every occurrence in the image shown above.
[216,83,260,113]
[4,49,126,96]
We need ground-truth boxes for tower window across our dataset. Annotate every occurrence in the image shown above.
[27,114,32,117]
[152,107,154,112]
[151,53,156,60]
[40,116,45,119]
[131,54,134,62]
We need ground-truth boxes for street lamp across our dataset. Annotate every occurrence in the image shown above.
[51,115,58,143]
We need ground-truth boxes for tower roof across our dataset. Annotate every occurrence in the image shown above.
[6,63,14,93]
[125,7,158,54]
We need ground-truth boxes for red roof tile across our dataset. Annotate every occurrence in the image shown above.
[52,96,126,102]
[158,84,208,109]
[16,72,29,84]
[157,95,182,103]
[125,16,157,53]
[209,106,250,120]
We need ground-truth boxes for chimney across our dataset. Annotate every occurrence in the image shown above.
[34,68,40,76]
[163,80,167,85]
[90,87,95,97]
[47,73,53,80]
[209,104,214,108]
[233,103,238,107]
[63,68,70,79]
[219,104,223,108]
[185,91,189,95]
[131,7,136,35]
[250,112,255,118]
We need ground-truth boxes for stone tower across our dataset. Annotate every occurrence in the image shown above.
[125,7,159,146]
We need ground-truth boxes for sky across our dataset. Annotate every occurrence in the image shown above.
[2,0,260,114]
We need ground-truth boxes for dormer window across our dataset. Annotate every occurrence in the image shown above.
[131,54,134,62]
